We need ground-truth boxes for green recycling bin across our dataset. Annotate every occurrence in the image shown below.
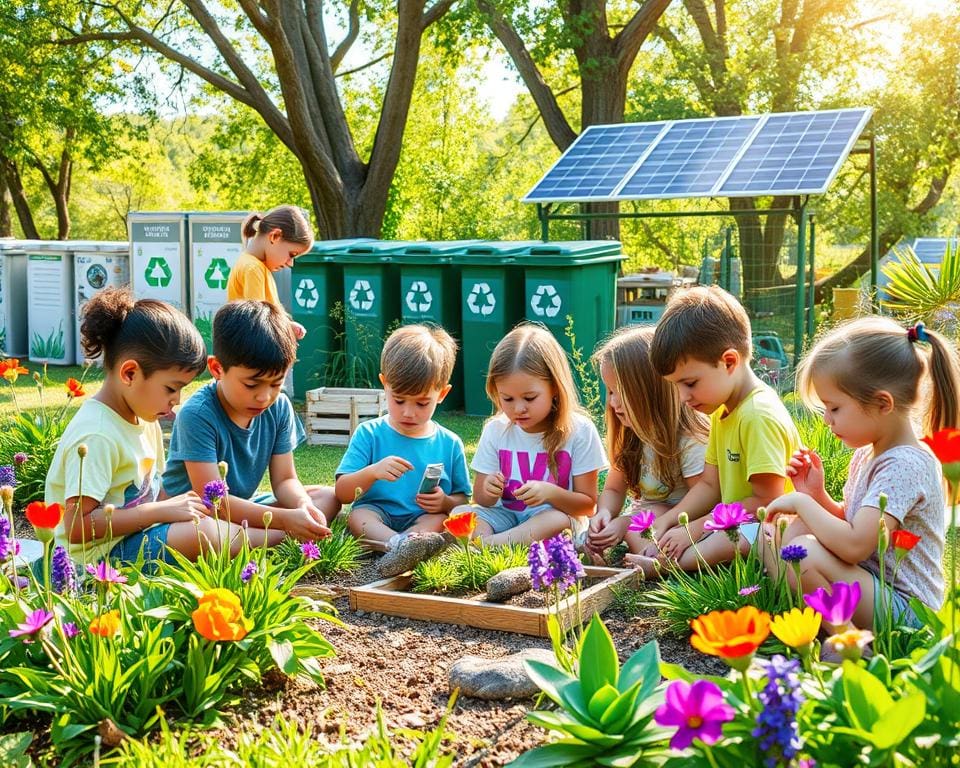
[339,241,407,388]
[459,241,543,415]
[291,239,374,395]
[520,241,625,386]
[393,240,485,411]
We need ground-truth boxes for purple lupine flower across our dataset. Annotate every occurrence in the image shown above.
[753,655,805,767]
[703,502,754,531]
[240,561,258,583]
[8,575,29,590]
[542,532,586,592]
[739,584,761,596]
[655,679,735,750]
[62,622,79,639]
[627,509,657,536]
[803,581,861,626]
[301,541,321,561]
[0,516,16,561]
[528,540,550,591]
[780,544,808,563]
[51,545,76,594]
[13,453,28,466]
[0,465,15,488]
[9,609,54,641]
[202,479,229,511]
[85,561,128,585]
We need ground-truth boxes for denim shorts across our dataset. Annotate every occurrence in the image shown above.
[109,524,177,568]
[360,503,423,534]
[871,572,922,630]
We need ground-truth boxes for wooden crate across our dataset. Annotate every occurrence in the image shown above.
[305,387,386,446]
[348,566,638,637]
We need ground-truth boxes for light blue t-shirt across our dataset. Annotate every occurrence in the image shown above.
[162,381,305,500]
[335,416,471,520]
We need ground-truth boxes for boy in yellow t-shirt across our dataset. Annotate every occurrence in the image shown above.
[643,286,800,573]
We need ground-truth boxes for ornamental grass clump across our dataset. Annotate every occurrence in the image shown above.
[273,516,364,579]
[411,542,528,594]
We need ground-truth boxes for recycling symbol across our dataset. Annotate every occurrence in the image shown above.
[295,278,319,309]
[466,282,496,316]
[144,256,172,288]
[204,257,230,289]
[530,284,562,318]
[405,280,433,313]
[348,279,375,311]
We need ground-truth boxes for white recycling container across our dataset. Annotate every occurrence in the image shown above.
[27,241,76,364]
[187,212,247,350]
[128,212,188,310]
[74,243,129,364]
[0,240,29,356]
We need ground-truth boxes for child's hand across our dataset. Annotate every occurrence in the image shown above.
[279,504,331,541]
[658,526,692,560]
[589,507,613,534]
[787,448,826,497]
[482,472,506,500]
[588,514,629,550]
[373,456,413,482]
[291,321,307,340]
[415,485,446,514]
[153,492,207,524]
[514,480,553,508]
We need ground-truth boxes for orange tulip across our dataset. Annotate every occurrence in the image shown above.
[443,510,477,540]
[192,588,251,642]
[65,378,86,398]
[0,358,28,383]
[690,606,771,667]
[90,609,121,637]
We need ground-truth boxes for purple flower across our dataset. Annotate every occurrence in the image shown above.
[8,575,29,590]
[528,540,550,591]
[753,655,805,767]
[627,509,657,535]
[9,609,54,641]
[301,541,320,561]
[0,516,16,561]
[703,502,754,532]
[240,561,258,583]
[542,532,586,592]
[85,561,128,585]
[739,584,761,596]
[62,622,79,639]
[803,581,861,626]
[655,679,735,750]
[51,545,76,594]
[203,480,229,510]
[13,453,28,466]
[0,465,15,488]
[781,544,807,563]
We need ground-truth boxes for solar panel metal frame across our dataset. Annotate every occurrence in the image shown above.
[522,108,873,204]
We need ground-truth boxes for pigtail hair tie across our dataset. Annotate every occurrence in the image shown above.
[907,322,928,344]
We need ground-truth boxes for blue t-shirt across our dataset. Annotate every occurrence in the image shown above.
[162,381,305,500]
[335,416,471,519]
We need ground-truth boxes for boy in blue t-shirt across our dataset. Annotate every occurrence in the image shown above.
[163,301,338,544]
[335,324,470,576]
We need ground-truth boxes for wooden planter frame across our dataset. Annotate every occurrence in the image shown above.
[348,566,638,637]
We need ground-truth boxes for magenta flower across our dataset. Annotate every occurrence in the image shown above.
[62,622,80,639]
[703,502,754,531]
[803,581,861,625]
[655,679,735,750]
[739,584,761,596]
[9,609,54,641]
[203,479,229,510]
[85,561,128,585]
[13,452,28,466]
[628,509,657,535]
[301,541,320,561]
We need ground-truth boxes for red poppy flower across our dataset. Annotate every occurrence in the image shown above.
[0,358,29,383]
[891,529,921,552]
[922,429,960,483]
[443,510,477,540]
[65,378,86,398]
[25,501,63,529]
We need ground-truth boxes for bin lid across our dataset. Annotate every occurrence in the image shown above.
[337,240,411,260]
[520,240,624,263]
[391,240,488,263]
[458,240,544,264]
[298,238,377,263]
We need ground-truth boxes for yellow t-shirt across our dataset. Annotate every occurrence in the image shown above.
[703,384,800,503]
[46,399,166,565]
[226,251,281,307]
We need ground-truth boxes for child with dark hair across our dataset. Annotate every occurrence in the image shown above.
[46,287,210,567]
[162,300,338,544]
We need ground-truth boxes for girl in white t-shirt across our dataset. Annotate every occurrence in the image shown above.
[459,324,608,545]
[585,325,709,565]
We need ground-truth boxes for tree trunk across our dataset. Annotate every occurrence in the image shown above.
[0,171,11,237]
[0,156,40,239]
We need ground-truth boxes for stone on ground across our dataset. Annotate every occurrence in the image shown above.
[377,532,446,577]
[448,649,556,700]
[485,566,532,602]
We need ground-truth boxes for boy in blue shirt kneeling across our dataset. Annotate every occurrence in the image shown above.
[163,300,338,545]
[335,325,470,576]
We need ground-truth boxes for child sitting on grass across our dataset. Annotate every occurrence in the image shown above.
[334,325,471,576]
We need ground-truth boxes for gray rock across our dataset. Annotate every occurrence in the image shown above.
[485,566,533,602]
[378,532,446,577]
[448,649,556,700]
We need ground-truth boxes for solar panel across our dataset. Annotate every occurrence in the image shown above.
[522,108,872,203]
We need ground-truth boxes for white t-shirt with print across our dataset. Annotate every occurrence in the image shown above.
[471,412,608,516]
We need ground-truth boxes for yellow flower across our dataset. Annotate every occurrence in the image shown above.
[192,588,251,642]
[770,607,821,651]
[89,610,121,637]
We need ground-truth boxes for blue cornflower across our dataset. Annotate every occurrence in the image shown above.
[753,655,805,768]
[240,561,258,583]
[780,544,808,563]
[0,465,15,488]
[203,480,229,510]
[51,545,77,594]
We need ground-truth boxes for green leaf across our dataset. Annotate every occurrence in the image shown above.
[619,641,660,700]
[658,662,696,682]
[508,741,603,768]
[579,615,619,701]
[0,733,33,768]
[600,680,643,733]
[525,659,576,707]
[870,692,926,749]
[268,638,297,674]
[843,661,893,731]
[587,683,620,721]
